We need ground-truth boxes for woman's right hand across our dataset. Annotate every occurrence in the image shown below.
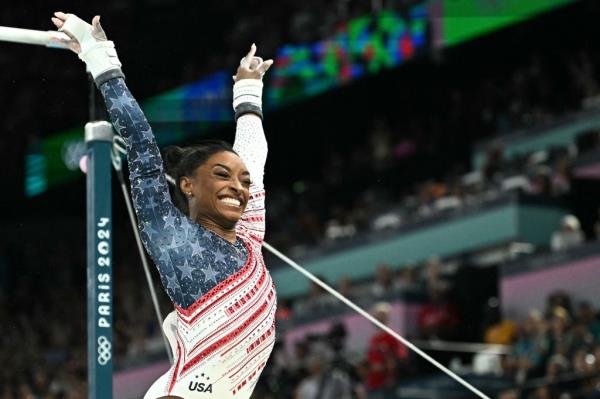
[233,44,273,82]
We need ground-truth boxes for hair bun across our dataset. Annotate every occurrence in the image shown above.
[163,146,186,172]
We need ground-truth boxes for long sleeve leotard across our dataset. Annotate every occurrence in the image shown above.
[99,77,267,309]
[101,77,276,398]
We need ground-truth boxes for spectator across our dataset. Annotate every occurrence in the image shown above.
[498,389,520,399]
[551,156,572,196]
[337,276,355,302]
[295,343,352,399]
[324,209,357,242]
[276,299,293,322]
[482,143,505,186]
[550,214,584,252]
[548,306,573,357]
[417,286,458,340]
[421,256,452,293]
[571,320,595,354]
[289,341,310,377]
[370,264,393,298]
[504,310,549,384]
[365,302,409,393]
[293,279,337,317]
[393,264,419,292]
[528,386,552,399]
[482,297,517,346]
[545,354,569,381]
[578,301,600,343]
[545,291,575,320]
[527,166,553,196]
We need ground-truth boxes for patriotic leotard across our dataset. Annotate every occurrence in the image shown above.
[99,77,276,398]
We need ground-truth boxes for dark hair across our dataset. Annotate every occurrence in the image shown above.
[162,139,237,215]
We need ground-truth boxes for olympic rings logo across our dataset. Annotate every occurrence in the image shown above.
[97,336,112,365]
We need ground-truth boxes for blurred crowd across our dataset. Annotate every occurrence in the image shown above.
[490,292,600,399]
[0,238,88,398]
[3,230,600,397]
[0,236,174,398]
[0,235,463,398]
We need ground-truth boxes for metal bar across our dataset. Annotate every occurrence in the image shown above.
[86,121,114,399]
[0,26,70,48]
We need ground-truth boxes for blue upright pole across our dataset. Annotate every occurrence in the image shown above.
[85,120,114,399]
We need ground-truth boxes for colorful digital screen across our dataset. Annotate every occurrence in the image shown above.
[267,6,429,106]
[441,0,575,47]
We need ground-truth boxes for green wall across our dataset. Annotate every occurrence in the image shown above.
[272,201,565,298]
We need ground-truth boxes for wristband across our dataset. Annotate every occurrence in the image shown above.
[233,79,263,110]
[235,103,263,121]
[79,40,123,80]
[59,14,123,80]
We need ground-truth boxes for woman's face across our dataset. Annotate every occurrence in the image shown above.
[182,151,251,228]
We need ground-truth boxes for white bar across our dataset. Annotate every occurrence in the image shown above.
[263,241,492,399]
[412,339,511,355]
[0,26,70,49]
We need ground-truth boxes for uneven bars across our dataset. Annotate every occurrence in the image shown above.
[0,26,70,49]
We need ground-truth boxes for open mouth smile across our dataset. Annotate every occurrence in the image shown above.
[218,196,242,208]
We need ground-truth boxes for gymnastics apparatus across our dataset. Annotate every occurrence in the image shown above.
[0,18,489,399]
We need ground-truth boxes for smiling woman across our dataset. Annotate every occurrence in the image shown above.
[163,142,253,240]
[50,11,277,399]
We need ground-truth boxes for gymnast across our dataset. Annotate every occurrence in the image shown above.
[51,12,277,398]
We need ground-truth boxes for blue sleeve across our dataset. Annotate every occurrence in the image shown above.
[98,77,203,307]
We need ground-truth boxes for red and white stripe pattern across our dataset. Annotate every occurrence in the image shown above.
[236,187,266,244]
[145,228,277,398]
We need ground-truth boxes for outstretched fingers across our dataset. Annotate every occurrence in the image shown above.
[233,44,273,81]
[50,11,81,53]
[240,43,257,68]
[245,43,257,61]
[51,17,63,29]
[256,59,274,76]
[54,11,69,22]
[91,15,108,41]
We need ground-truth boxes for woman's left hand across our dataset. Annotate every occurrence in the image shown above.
[233,44,273,82]
[50,12,108,54]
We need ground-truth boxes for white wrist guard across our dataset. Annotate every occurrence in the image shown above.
[79,40,122,79]
[60,14,122,80]
[233,79,263,110]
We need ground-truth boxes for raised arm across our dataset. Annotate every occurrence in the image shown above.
[231,45,273,243]
[51,13,197,305]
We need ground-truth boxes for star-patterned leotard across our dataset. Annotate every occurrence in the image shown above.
[99,77,276,398]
